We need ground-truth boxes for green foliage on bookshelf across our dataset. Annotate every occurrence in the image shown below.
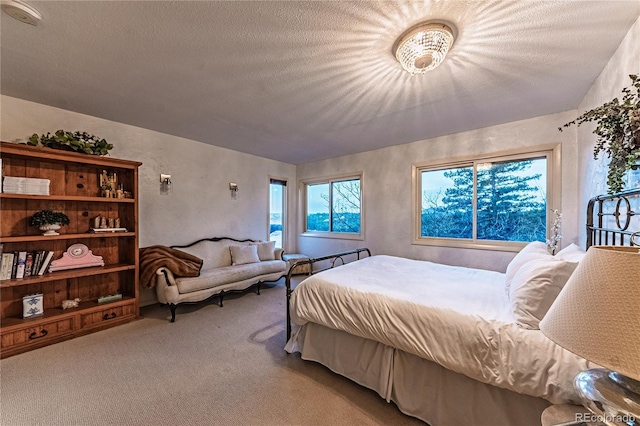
[28,130,113,156]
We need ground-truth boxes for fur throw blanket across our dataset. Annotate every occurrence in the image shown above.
[140,245,203,289]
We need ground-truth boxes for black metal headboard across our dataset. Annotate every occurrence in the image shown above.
[587,188,640,248]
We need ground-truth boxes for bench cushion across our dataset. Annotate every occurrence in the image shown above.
[175,260,286,294]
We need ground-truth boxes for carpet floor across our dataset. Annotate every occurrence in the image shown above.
[0,279,424,425]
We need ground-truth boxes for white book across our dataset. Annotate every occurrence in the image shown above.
[2,177,50,195]
[15,251,27,279]
[0,253,14,280]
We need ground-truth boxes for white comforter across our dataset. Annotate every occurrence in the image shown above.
[286,255,591,403]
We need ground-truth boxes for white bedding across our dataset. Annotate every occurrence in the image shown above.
[285,255,592,403]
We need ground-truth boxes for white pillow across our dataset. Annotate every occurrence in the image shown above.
[253,241,276,261]
[229,244,260,265]
[555,243,586,262]
[509,257,578,330]
[505,241,550,293]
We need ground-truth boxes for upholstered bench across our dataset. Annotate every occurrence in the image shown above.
[151,237,286,322]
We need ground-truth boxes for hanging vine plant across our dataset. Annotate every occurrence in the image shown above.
[559,74,640,194]
[27,130,113,156]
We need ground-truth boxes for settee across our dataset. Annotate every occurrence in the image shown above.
[151,237,286,322]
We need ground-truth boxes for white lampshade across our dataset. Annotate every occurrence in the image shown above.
[540,246,640,381]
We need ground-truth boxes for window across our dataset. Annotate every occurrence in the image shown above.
[269,178,286,249]
[304,174,362,238]
[414,146,559,250]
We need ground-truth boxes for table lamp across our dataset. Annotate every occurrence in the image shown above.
[540,245,640,426]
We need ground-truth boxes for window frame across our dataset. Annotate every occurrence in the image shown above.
[412,144,560,252]
[267,176,287,250]
[301,171,364,240]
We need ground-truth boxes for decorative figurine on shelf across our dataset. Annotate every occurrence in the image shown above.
[22,293,44,318]
[62,298,81,309]
[90,215,126,233]
[100,169,118,198]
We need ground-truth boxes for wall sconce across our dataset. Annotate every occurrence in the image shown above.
[229,182,239,200]
[160,174,172,194]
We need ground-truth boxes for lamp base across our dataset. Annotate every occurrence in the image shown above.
[575,369,640,426]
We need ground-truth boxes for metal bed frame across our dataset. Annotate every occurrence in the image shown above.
[587,187,640,248]
[285,248,371,340]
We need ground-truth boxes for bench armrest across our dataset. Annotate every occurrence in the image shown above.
[156,267,177,286]
[155,267,181,305]
[275,248,284,260]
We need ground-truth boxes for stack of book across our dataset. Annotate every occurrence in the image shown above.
[2,177,50,195]
[0,250,55,280]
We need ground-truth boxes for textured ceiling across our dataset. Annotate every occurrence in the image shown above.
[1,1,639,164]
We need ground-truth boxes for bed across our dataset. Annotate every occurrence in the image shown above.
[284,188,640,426]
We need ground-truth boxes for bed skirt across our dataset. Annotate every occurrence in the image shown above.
[289,323,550,426]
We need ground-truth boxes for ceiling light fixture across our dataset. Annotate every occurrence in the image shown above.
[1,0,42,26]
[392,22,455,75]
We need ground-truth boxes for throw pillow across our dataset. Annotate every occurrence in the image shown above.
[254,241,276,261]
[555,243,586,262]
[230,244,260,266]
[504,241,550,294]
[509,257,578,330]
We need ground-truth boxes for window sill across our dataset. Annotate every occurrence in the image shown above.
[301,232,364,241]
[412,237,530,252]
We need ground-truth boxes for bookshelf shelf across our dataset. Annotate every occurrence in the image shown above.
[1,232,136,243]
[0,193,135,203]
[0,263,137,288]
[0,141,141,358]
[1,296,136,330]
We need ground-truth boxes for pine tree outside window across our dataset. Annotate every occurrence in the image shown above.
[413,146,559,251]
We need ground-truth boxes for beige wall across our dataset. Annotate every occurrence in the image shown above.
[296,111,579,272]
[1,96,297,305]
[576,16,640,248]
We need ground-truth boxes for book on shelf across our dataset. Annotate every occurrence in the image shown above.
[0,252,14,280]
[23,252,34,278]
[38,251,55,275]
[2,176,50,195]
[15,251,27,279]
[38,250,47,273]
[10,251,19,279]
[98,293,122,304]
[31,251,41,276]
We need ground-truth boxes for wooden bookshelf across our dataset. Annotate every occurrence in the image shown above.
[0,142,141,358]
